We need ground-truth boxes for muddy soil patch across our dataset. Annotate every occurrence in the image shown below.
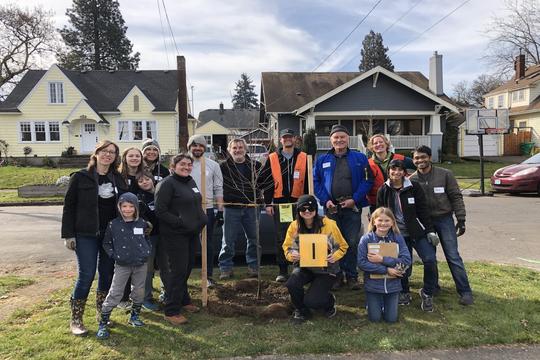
[207,279,292,319]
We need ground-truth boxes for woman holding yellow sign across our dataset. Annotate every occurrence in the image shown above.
[282,195,348,324]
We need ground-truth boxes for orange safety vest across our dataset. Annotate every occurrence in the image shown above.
[367,153,405,205]
[269,151,307,199]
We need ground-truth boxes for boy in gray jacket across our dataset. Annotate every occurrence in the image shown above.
[97,192,152,339]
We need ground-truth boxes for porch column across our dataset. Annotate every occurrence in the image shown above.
[429,113,443,162]
[305,110,315,130]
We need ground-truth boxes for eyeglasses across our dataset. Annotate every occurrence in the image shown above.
[99,150,116,155]
[299,207,315,213]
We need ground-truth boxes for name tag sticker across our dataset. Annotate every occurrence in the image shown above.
[293,170,300,179]
[192,187,200,193]
[322,162,331,169]
[407,197,415,204]
[434,187,445,194]
[133,227,143,235]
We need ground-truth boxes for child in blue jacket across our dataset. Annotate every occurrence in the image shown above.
[358,207,411,323]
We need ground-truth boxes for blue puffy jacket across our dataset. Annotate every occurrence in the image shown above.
[313,148,373,208]
[357,230,411,294]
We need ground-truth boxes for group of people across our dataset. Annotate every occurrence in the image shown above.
[61,123,473,338]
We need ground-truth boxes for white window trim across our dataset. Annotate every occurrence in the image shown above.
[116,119,158,142]
[47,82,65,105]
[18,120,62,143]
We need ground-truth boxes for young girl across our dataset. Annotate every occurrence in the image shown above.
[357,207,411,323]
[119,147,144,193]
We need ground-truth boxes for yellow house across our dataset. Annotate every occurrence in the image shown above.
[0,64,195,158]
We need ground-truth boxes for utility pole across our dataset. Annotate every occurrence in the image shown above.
[177,56,189,151]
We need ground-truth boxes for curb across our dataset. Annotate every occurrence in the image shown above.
[0,201,63,207]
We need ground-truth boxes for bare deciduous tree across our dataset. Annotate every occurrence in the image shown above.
[484,0,540,76]
[451,74,505,107]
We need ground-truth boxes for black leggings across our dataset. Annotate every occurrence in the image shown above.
[285,267,335,311]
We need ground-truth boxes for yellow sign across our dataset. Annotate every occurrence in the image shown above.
[278,204,293,223]
[299,234,329,267]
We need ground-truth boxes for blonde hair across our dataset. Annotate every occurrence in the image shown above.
[118,147,144,180]
[86,140,120,172]
[367,134,391,152]
[368,207,400,234]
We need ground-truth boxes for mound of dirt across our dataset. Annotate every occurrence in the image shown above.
[207,279,292,319]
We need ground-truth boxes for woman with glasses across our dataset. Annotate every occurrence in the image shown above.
[61,140,128,336]
[282,194,349,324]
[155,153,207,326]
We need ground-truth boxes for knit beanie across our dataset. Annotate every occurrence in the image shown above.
[329,124,349,136]
[297,194,318,212]
[187,134,207,148]
[141,138,161,156]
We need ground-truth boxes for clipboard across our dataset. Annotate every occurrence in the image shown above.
[299,234,328,267]
[368,242,398,279]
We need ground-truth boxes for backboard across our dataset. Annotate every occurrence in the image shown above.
[465,109,510,135]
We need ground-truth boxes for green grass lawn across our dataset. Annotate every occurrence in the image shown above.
[0,166,79,189]
[0,189,63,204]
[438,160,512,179]
[0,276,34,297]
[0,263,538,359]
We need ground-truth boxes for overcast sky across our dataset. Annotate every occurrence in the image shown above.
[18,0,510,115]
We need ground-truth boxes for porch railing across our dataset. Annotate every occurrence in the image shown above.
[316,135,430,152]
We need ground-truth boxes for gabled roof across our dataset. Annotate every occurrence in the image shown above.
[197,108,259,129]
[485,64,540,96]
[0,67,180,112]
[261,69,456,114]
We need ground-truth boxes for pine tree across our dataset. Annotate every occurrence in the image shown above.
[358,30,394,72]
[232,73,258,109]
[58,0,140,70]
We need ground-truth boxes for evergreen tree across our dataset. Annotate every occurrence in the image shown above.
[232,73,258,109]
[58,0,140,70]
[358,30,394,72]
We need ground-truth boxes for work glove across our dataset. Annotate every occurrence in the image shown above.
[64,238,76,251]
[426,232,440,247]
[215,211,224,227]
[144,221,153,236]
[456,220,466,237]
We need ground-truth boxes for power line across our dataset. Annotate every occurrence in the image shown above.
[390,0,471,56]
[311,0,383,72]
[156,0,170,69]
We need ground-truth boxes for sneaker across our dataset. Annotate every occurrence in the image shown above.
[142,300,160,312]
[325,294,337,318]
[331,274,345,291]
[128,313,145,327]
[275,274,288,283]
[419,288,434,312]
[164,314,188,326]
[96,324,109,339]
[247,267,259,278]
[347,277,362,291]
[459,293,474,306]
[219,270,233,280]
[207,277,217,289]
[291,309,309,324]
[183,304,200,313]
[399,292,412,306]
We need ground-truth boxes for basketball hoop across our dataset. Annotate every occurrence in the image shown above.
[484,128,507,135]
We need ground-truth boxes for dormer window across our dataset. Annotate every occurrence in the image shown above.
[48,82,64,104]
[133,95,140,111]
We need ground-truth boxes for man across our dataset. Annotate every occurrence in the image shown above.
[313,124,373,290]
[263,128,309,282]
[410,145,473,305]
[218,138,268,279]
[188,135,224,288]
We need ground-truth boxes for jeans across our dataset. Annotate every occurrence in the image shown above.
[401,236,438,296]
[327,208,361,279]
[72,234,115,300]
[102,263,146,314]
[144,235,159,302]
[285,267,335,311]
[432,214,472,295]
[365,291,399,323]
[218,207,259,271]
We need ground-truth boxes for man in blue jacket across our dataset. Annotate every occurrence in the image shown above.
[314,124,374,289]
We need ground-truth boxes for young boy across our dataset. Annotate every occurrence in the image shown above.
[97,192,152,339]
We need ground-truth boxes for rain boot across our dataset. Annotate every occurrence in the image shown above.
[70,297,88,336]
[96,290,113,327]
[96,312,111,340]
[128,303,144,327]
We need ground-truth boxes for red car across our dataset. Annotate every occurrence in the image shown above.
[491,153,540,194]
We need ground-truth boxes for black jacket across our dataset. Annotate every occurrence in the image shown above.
[137,190,159,236]
[262,148,309,205]
[220,156,269,207]
[61,169,127,238]
[155,173,207,236]
[376,178,434,240]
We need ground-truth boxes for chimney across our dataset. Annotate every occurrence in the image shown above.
[514,53,526,80]
[219,102,224,114]
[429,51,444,96]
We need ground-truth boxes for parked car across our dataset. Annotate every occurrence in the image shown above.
[247,144,269,164]
[491,153,540,194]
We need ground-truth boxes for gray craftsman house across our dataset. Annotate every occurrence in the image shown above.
[259,52,460,161]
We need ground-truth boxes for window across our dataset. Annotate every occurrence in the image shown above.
[315,120,338,136]
[48,82,64,104]
[518,121,527,128]
[512,90,525,102]
[387,119,423,135]
[488,97,494,109]
[19,121,61,142]
[372,119,385,134]
[498,95,504,108]
[133,95,140,112]
[204,135,212,145]
[116,120,157,141]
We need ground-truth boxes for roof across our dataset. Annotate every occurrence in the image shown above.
[485,64,540,96]
[507,94,540,115]
[261,71,455,113]
[197,108,259,129]
[0,68,180,112]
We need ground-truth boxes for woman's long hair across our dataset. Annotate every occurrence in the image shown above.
[118,147,144,180]
[367,207,400,234]
[296,210,324,234]
[86,140,120,173]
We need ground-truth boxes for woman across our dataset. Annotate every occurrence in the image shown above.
[282,195,348,324]
[118,147,144,193]
[366,134,415,212]
[376,159,439,312]
[155,153,207,326]
[61,140,127,336]
[142,139,169,183]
